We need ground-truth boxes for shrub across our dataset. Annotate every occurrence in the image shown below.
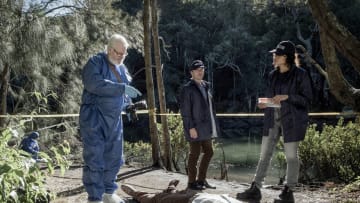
[166,114,189,172]
[123,114,188,170]
[0,127,71,203]
[299,117,360,183]
[123,141,152,166]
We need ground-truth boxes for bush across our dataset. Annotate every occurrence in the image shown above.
[166,115,189,172]
[124,141,152,166]
[299,117,360,183]
[123,114,188,170]
[0,128,71,203]
[156,114,188,171]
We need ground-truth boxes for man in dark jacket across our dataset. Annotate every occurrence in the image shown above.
[179,60,219,190]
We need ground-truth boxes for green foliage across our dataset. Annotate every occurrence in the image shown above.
[2,0,359,118]
[342,176,360,193]
[273,143,286,183]
[49,140,71,176]
[0,127,71,202]
[27,91,60,114]
[157,114,188,171]
[124,141,152,166]
[159,0,315,112]
[299,117,360,183]
[169,115,188,171]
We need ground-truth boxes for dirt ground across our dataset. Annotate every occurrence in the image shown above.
[45,164,359,203]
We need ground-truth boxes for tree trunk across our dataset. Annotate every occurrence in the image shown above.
[308,0,360,74]
[151,0,172,171]
[318,30,358,108]
[143,0,162,167]
[0,63,10,128]
[308,0,360,111]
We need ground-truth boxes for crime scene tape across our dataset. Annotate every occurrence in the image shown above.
[0,111,356,118]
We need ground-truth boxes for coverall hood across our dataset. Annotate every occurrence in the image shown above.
[29,131,39,139]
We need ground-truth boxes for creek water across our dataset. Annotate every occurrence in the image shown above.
[208,137,282,185]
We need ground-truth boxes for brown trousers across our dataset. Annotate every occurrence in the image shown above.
[132,188,197,203]
[188,139,214,183]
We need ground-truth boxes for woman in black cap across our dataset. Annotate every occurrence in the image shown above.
[237,41,313,203]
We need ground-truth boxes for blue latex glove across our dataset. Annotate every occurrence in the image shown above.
[125,85,142,98]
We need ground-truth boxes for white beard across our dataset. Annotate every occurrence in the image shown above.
[108,57,122,67]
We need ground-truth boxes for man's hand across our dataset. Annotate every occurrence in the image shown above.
[189,128,198,139]
[125,85,142,98]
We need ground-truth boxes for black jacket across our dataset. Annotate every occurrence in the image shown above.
[179,80,220,142]
[263,65,313,142]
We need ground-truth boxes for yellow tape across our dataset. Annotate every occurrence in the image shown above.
[0,114,80,118]
[0,112,355,118]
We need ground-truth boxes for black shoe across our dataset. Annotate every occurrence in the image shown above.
[188,182,204,190]
[274,185,294,203]
[236,182,262,201]
[197,180,216,189]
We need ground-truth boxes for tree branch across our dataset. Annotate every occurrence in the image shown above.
[158,36,171,60]
[42,5,83,16]
[319,29,360,110]
[308,0,360,74]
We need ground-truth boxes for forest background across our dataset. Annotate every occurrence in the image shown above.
[0,0,360,201]
[1,0,360,118]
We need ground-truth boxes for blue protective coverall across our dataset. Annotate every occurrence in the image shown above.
[79,52,131,201]
[20,131,40,160]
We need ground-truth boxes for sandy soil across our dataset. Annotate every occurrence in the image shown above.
[46,164,357,203]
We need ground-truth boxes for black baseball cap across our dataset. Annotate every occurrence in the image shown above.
[269,40,295,56]
[189,60,205,71]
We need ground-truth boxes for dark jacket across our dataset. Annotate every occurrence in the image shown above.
[263,65,313,142]
[179,80,220,142]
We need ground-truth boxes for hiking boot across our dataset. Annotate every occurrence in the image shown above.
[188,182,204,190]
[236,182,261,201]
[197,180,216,189]
[274,185,294,203]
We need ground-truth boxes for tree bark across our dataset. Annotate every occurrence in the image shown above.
[318,30,358,108]
[0,63,10,127]
[308,0,360,111]
[151,0,172,171]
[143,0,162,167]
[308,0,360,74]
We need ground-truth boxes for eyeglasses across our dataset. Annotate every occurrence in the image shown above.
[112,48,128,57]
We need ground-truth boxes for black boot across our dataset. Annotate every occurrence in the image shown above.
[236,182,261,201]
[187,182,204,190]
[197,180,216,189]
[274,185,294,203]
